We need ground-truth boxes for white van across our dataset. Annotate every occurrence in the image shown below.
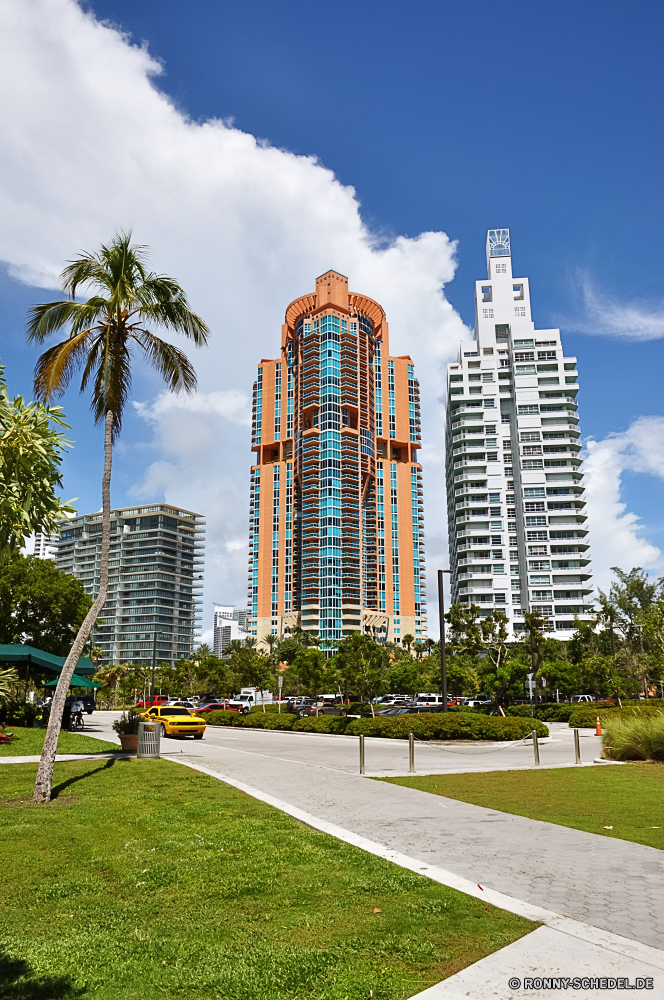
[414,693,443,707]
[228,687,274,713]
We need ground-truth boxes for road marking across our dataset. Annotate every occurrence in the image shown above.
[188,743,357,774]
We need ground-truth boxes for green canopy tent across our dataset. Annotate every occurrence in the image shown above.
[0,644,95,676]
[43,675,101,689]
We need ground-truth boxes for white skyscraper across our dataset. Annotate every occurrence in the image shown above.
[213,606,250,657]
[445,230,594,637]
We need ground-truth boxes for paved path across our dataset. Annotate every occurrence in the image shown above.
[63,714,664,951]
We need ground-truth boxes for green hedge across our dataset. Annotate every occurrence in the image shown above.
[200,709,547,740]
[506,701,622,723]
[345,714,548,741]
[569,705,664,728]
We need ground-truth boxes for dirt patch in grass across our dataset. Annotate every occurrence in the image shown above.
[3,795,76,807]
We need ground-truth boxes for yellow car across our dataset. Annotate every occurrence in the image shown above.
[141,705,206,739]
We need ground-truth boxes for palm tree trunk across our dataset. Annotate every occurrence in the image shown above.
[33,409,113,804]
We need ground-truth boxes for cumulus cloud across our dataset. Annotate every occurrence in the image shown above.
[584,416,664,591]
[0,0,468,628]
[573,277,664,341]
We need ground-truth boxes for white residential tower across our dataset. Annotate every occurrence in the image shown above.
[445,230,594,637]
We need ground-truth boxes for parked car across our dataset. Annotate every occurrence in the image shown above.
[140,705,206,739]
[285,697,316,717]
[571,695,595,703]
[414,693,444,708]
[299,700,349,718]
[464,696,493,708]
[194,701,238,714]
[162,699,195,710]
[135,694,169,709]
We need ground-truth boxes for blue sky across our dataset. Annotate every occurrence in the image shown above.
[1,0,663,632]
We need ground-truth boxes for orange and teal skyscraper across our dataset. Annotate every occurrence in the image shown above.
[248,270,426,647]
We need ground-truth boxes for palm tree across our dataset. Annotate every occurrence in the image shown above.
[402,633,414,655]
[28,232,208,803]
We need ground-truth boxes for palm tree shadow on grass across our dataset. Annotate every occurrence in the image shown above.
[50,756,125,800]
[0,952,84,999]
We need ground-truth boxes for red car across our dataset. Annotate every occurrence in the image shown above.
[194,701,240,714]
[135,694,169,709]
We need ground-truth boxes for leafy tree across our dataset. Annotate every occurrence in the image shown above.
[0,364,75,561]
[0,667,17,703]
[29,232,208,803]
[334,633,389,715]
[291,646,327,698]
[0,553,92,655]
[275,636,303,665]
[386,655,422,697]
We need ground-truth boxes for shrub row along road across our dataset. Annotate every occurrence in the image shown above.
[89,713,664,950]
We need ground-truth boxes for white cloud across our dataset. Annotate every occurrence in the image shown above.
[0,0,467,629]
[574,277,664,341]
[584,416,664,591]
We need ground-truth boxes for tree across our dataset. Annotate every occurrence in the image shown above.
[0,364,76,561]
[261,633,279,683]
[0,553,92,655]
[28,232,208,803]
[291,647,327,699]
[474,610,522,705]
[334,633,389,715]
[0,667,17,703]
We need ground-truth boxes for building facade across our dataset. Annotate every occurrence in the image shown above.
[248,270,426,646]
[213,605,250,657]
[33,530,57,560]
[445,231,594,637]
[53,503,204,665]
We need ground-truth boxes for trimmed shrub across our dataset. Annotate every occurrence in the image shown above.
[602,717,664,761]
[569,705,664,728]
[345,713,548,742]
[200,710,242,726]
[293,715,351,735]
[202,709,547,740]
[247,713,297,731]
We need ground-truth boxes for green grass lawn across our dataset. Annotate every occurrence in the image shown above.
[0,726,118,757]
[0,759,534,1000]
[379,765,664,851]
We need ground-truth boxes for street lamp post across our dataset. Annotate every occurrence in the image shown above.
[437,569,452,713]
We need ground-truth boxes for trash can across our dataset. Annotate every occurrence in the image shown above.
[137,721,160,760]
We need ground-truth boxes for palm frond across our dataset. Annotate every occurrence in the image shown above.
[33,331,95,400]
[27,300,103,344]
[27,231,208,432]
[135,277,209,345]
[132,331,198,394]
[90,333,132,440]
[60,254,113,300]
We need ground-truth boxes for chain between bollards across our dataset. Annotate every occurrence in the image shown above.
[531,729,540,766]
[574,727,581,764]
[409,732,415,773]
[359,733,365,775]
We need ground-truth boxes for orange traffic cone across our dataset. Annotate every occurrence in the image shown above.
[596,716,602,736]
